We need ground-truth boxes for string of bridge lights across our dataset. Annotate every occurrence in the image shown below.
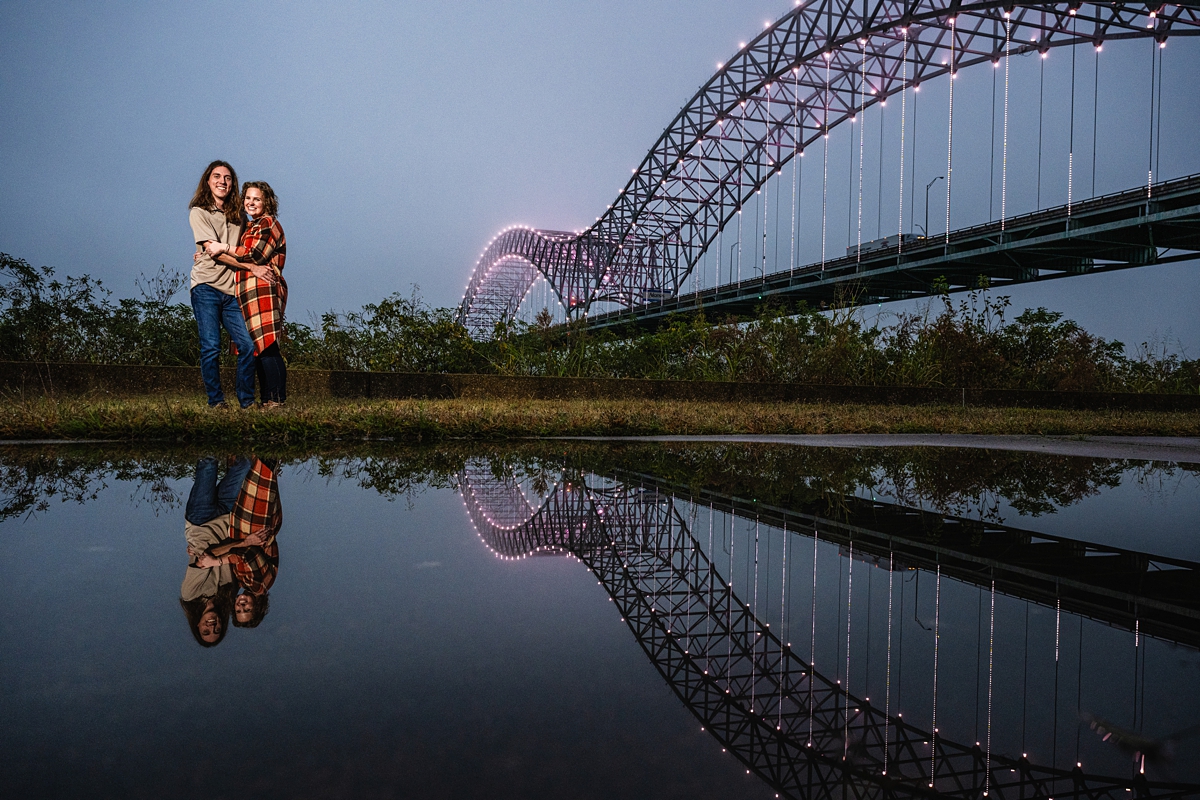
[455,467,1179,791]
[778,521,789,732]
[844,540,854,759]
[466,3,1184,335]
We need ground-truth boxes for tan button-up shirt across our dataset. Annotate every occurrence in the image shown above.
[189,206,243,296]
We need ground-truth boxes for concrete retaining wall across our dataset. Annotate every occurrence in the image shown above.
[2,361,1197,411]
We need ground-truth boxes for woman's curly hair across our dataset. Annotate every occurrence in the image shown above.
[242,181,279,219]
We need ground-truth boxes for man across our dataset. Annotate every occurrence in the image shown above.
[188,160,256,408]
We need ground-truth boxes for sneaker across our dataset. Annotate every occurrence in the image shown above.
[260,401,285,410]
[208,401,229,410]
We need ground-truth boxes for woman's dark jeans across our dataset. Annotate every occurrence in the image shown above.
[191,284,256,408]
[185,456,251,526]
[256,341,287,403]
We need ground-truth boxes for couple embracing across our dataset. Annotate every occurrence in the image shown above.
[188,160,288,409]
[181,455,282,646]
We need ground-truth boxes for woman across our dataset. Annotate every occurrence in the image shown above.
[188,161,257,409]
[205,182,288,407]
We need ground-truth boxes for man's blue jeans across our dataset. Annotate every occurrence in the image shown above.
[191,284,256,407]
[185,456,251,525]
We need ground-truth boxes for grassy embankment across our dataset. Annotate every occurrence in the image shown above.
[4,254,1197,442]
[1,394,1197,442]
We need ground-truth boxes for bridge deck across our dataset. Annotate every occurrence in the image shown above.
[583,174,1200,332]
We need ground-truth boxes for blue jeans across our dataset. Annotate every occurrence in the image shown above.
[191,284,257,407]
[185,456,251,526]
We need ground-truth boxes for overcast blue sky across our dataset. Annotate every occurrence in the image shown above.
[1,1,1197,353]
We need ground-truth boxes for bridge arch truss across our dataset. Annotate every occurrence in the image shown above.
[457,1,1200,337]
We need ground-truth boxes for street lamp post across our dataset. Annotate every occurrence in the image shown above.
[922,176,945,239]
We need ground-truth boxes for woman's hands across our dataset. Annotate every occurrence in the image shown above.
[248,264,278,285]
[191,530,271,565]
[204,241,230,257]
[243,530,270,547]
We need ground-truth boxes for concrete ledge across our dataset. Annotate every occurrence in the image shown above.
[1,362,1198,411]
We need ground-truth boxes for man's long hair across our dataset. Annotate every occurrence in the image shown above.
[179,581,238,648]
[189,160,243,225]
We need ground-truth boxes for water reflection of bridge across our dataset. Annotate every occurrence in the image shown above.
[621,468,1200,651]
[459,461,1200,800]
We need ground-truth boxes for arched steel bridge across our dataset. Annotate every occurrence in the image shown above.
[457,1,1200,337]
[457,460,1200,800]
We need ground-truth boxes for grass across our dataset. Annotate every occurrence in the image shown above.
[1,393,1198,443]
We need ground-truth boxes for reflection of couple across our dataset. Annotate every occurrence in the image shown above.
[188,160,288,409]
[180,456,282,647]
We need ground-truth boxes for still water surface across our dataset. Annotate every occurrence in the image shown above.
[1,442,1198,799]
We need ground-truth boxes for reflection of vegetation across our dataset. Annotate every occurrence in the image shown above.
[0,442,1194,527]
[0,443,551,521]
[877,449,1123,518]
[0,447,193,521]
[308,449,467,506]
[548,443,1187,524]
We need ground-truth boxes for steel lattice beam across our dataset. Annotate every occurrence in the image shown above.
[457,2,1200,338]
[457,464,1200,799]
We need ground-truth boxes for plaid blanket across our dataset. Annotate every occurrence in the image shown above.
[234,215,288,355]
[227,458,282,595]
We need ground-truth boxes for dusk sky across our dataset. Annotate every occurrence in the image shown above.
[2,1,1197,354]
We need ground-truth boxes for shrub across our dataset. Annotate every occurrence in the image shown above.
[284,290,487,374]
[0,253,198,365]
[2,252,1195,393]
